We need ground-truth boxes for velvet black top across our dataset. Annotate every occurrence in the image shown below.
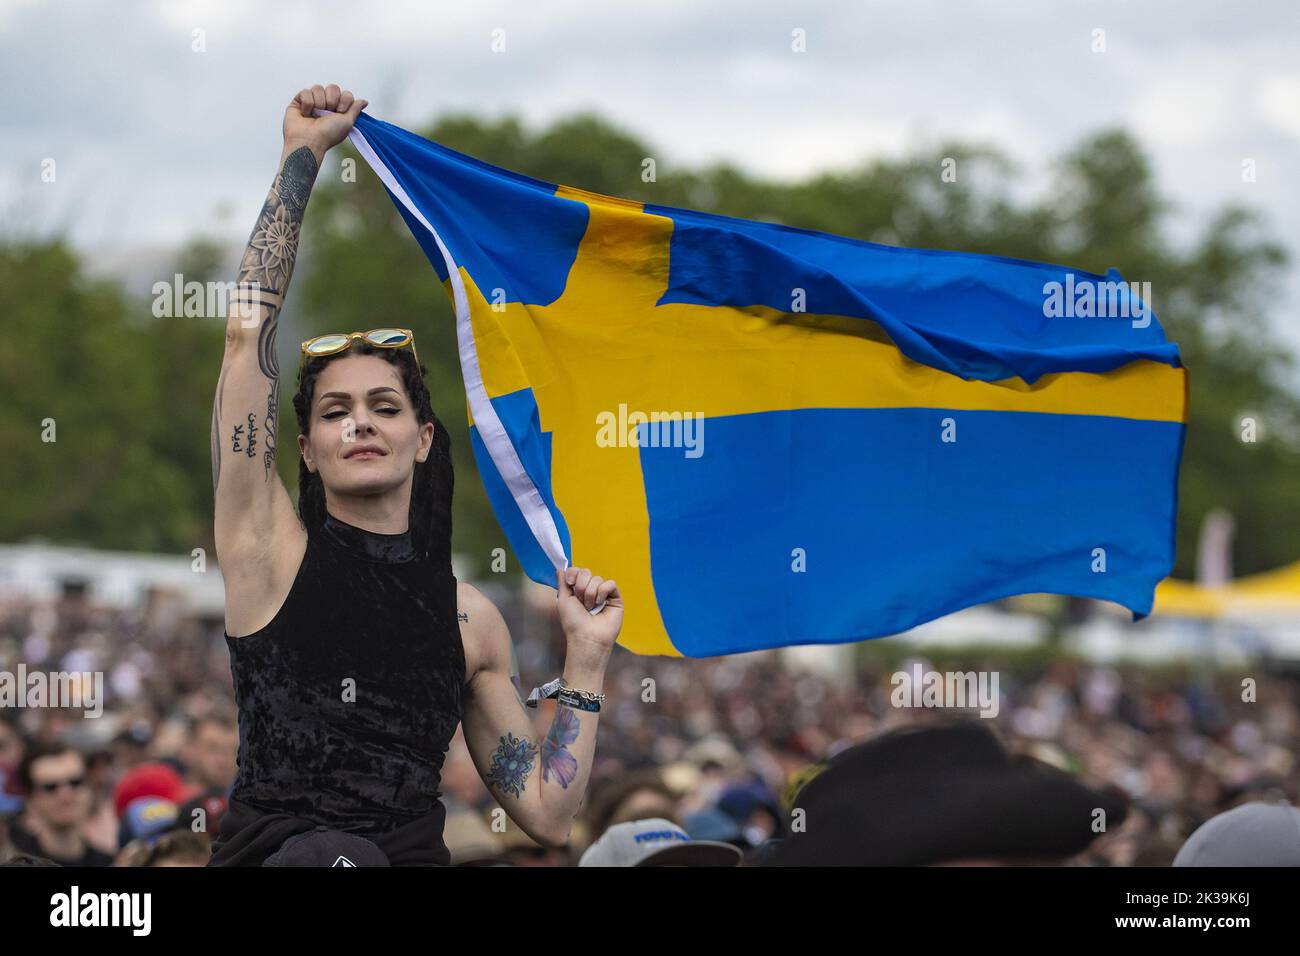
[224,511,465,836]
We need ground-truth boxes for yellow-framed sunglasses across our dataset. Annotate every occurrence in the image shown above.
[299,328,420,376]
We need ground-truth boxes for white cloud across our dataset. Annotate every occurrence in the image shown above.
[1258,72,1300,141]
[1131,76,1239,148]
[0,0,1297,361]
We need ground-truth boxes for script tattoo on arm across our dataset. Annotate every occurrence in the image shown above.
[233,145,319,482]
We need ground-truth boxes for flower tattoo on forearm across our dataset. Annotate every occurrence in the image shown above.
[486,732,538,798]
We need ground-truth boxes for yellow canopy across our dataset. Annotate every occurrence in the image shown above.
[1154,560,1300,617]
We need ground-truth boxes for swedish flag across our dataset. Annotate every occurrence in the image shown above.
[349,113,1186,657]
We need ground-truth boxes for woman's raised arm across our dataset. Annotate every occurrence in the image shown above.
[212,85,366,632]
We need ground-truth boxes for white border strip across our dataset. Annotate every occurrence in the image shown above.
[347,123,569,574]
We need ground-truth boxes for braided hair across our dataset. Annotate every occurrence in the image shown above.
[291,343,453,566]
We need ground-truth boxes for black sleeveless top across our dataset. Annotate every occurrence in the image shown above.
[224,511,465,837]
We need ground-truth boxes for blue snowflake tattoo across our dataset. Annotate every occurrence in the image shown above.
[487,732,538,797]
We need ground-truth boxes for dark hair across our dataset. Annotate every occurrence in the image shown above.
[291,343,453,566]
[584,769,679,840]
[17,742,84,794]
[139,830,213,867]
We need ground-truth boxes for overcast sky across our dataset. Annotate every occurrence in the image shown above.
[3,0,1298,354]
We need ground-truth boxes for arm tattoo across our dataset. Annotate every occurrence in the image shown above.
[541,706,581,789]
[239,146,315,291]
[257,318,280,480]
[486,732,537,798]
[210,364,229,494]
[232,145,319,481]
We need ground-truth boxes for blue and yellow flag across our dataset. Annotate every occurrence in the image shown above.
[349,113,1187,657]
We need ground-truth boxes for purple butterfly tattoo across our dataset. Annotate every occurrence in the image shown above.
[542,706,581,789]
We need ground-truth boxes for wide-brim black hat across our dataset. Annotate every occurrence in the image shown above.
[765,720,1127,866]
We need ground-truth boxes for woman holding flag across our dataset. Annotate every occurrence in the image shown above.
[207,83,622,865]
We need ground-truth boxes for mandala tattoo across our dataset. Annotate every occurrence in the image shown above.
[238,147,315,292]
[486,732,538,798]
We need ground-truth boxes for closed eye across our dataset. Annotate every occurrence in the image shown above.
[323,406,401,420]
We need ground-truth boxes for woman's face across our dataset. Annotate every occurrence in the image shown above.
[298,353,434,498]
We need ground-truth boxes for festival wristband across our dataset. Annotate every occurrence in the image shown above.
[556,687,602,713]
[525,677,605,712]
[525,677,564,709]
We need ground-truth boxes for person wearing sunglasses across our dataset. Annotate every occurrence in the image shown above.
[207,85,623,865]
[9,743,113,866]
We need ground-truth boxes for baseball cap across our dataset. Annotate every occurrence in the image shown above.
[683,808,744,844]
[120,796,179,847]
[113,762,196,818]
[578,818,742,867]
[1173,802,1300,866]
[264,826,390,867]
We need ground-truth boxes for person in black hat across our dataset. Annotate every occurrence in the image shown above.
[763,720,1128,866]
[207,83,624,866]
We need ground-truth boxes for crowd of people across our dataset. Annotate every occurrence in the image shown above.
[1,587,1297,866]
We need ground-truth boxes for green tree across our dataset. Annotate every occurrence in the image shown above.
[0,241,216,551]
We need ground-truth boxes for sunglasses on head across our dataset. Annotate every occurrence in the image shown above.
[299,328,420,376]
[37,776,85,794]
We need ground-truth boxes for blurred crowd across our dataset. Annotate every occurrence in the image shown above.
[1,589,1298,867]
